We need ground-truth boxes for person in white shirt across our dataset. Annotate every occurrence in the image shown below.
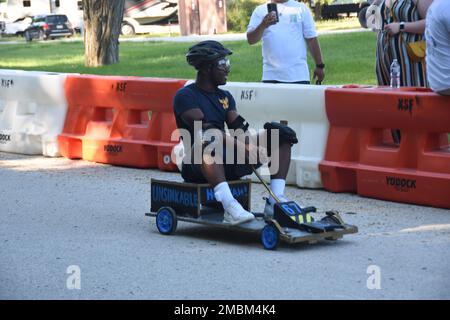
[425,0,450,96]
[247,0,325,84]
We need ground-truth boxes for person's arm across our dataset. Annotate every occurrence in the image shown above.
[180,108,204,129]
[226,110,251,148]
[247,12,277,45]
[181,108,226,138]
[226,110,268,164]
[301,3,324,83]
[385,19,426,35]
[305,37,325,83]
[180,108,230,150]
[384,0,433,35]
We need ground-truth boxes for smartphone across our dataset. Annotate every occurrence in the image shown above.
[267,3,279,22]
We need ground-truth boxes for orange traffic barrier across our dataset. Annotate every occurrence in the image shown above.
[319,86,450,209]
[58,75,186,171]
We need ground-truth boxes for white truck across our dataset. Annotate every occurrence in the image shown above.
[0,0,179,36]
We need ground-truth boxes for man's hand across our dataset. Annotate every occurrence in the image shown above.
[312,67,325,84]
[247,11,277,45]
[306,37,325,84]
[262,11,278,29]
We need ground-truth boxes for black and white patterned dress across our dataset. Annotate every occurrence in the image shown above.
[376,0,428,87]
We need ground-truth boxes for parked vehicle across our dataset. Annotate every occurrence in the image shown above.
[121,0,178,35]
[309,0,373,25]
[0,0,180,37]
[23,14,73,41]
[2,16,32,36]
[0,0,82,32]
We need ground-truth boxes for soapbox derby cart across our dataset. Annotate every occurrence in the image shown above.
[146,178,358,250]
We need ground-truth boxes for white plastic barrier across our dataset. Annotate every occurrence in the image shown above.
[172,81,336,188]
[222,82,335,188]
[0,69,69,157]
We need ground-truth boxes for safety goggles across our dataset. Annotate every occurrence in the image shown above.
[215,58,231,71]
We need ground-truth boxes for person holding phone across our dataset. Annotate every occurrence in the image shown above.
[247,0,325,84]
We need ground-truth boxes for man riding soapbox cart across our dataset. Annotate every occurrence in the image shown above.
[146,176,358,250]
[145,40,357,249]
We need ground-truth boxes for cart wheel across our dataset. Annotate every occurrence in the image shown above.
[156,207,177,235]
[321,215,341,225]
[261,223,280,250]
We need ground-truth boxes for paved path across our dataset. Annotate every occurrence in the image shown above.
[1,152,449,299]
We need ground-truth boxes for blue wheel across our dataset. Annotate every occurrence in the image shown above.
[156,207,177,235]
[261,223,280,250]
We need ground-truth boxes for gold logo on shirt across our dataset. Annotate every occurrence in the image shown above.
[219,97,229,110]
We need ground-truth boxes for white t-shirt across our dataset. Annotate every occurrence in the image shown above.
[247,0,318,82]
[425,0,450,93]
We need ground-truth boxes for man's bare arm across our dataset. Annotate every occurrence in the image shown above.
[247,12,277,45]
[306,37,325,82]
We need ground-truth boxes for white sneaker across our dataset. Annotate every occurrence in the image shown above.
[223,200,255,225]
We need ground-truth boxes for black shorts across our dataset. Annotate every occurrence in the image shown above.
[181,144,263,183]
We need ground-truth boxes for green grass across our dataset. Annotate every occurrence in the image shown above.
[315,16,362,31]
[0,31,377,84]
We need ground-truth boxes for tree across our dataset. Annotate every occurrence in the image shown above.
[313,1,323,21]
[83,0,125,67]
[308,0,333,21]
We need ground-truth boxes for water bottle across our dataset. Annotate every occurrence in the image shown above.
[390,59,400,88]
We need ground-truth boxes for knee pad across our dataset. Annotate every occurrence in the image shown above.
[264,122,299,147]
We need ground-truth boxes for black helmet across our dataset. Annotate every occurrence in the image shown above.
[186,40,232,70]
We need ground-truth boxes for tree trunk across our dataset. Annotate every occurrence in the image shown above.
[83,0,125,67]
[314,1,323,21]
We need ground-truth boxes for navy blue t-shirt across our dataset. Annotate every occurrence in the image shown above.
[173,83,236,147]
